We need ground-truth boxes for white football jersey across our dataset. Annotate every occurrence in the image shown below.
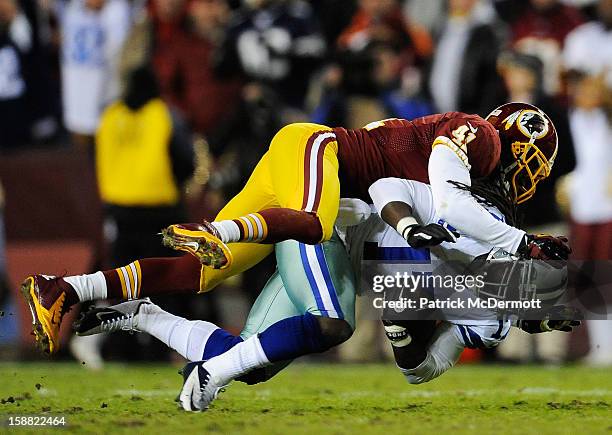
[339,180,511,333]
[343,181,505,276]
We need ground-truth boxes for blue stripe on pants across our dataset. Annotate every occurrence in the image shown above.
[299,243,328,316]
[314,244,344,319]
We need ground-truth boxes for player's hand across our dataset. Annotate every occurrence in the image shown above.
[517,305,582,334]
[518,234,572,261]
[405,223,459,248]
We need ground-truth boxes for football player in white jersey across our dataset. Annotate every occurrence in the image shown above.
[366,178,577,384]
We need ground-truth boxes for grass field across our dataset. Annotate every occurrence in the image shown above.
[0,362,610,434]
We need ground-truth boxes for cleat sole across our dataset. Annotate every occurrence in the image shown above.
[161,226,233,270]
[20,278,52,354]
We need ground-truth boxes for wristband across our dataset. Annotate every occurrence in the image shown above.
[396,216,419,239]
[384,323,413,347]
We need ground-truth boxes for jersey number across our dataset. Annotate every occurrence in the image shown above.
[450,124,477,152]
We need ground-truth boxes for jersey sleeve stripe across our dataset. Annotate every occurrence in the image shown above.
[432,136,472,170]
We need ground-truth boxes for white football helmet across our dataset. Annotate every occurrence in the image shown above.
[469,248,568,309]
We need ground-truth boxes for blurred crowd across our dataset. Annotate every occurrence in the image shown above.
[0,0,611,365]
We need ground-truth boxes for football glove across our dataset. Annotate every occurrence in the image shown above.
[516,305,582,334]
[404,223,459,249]
[517,234,572,261]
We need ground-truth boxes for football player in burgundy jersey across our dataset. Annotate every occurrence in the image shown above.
[21,102,571,354]
[165,101,569,272]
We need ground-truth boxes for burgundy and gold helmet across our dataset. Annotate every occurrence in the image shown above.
[485,102,558,204]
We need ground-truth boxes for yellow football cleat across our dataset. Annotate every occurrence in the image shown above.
[20,275,73,354]
[161,221,233,270]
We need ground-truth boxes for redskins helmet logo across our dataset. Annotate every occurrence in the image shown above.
[502,109,549,141]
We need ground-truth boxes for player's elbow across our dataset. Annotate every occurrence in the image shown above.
[368,177,397,203]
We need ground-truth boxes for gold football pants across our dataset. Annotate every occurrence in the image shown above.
[201,123,341,292]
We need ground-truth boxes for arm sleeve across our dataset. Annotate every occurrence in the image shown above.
[433,115,501,178]
[428,145,525,253]
[368,178,436,225]
[369,177,416,214]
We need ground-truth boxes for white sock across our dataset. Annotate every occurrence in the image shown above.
[64,272,107,302]
[211,220,241,243]
[137,304,220,361]
[204,335,270,385]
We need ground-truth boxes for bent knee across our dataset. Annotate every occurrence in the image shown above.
[316,317,353,349]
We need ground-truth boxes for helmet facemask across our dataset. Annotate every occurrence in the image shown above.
[470,248,568,317]
[498,109,557,204]
[505,137,552,204]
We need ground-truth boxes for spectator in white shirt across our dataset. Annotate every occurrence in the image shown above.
[59,0,131,147]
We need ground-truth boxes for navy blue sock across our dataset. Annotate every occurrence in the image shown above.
[258,313,327,362]
[202,328,243,360]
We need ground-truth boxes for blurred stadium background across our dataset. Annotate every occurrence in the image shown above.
[0,0,611,371]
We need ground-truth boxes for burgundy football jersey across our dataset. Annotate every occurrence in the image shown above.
[333,112,501,200]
